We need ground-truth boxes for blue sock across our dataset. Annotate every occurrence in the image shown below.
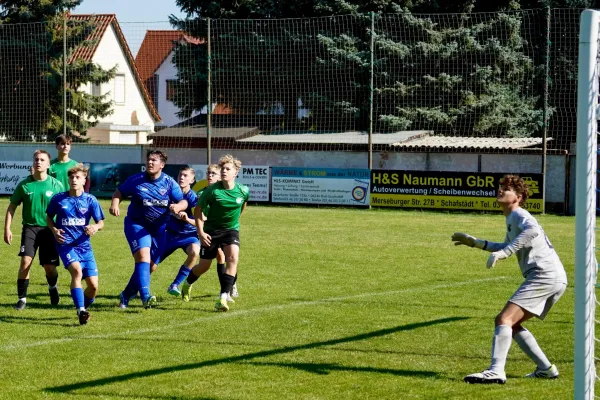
[134,261,151,301]
[172,265,191,286]
[123,274,138,299]
[70,288,85,310]
[84,296,95,308]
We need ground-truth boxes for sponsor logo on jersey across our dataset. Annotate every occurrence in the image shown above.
[62,217,86,226]
[45,191,53,197]
[236,198,242,204]
[143,199,169,207]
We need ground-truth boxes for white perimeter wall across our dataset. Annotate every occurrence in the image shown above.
[0,144,568,205]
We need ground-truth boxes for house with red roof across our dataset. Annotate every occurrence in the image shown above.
[135,30,205,128]
[70,14,161,144]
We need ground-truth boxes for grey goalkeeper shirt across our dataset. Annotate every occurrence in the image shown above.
[486,207,567,282]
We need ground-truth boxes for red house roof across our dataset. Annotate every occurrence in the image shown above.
[69,14,161,122]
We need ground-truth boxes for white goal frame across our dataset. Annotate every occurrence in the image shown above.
[575,9,599,400]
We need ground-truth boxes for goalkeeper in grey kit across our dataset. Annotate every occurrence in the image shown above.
[452,174,567,385]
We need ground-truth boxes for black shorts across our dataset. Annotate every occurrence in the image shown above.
[200,229,240,260]
[19,226,60,266]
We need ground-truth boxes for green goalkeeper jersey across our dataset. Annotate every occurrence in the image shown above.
[198,181,250,232]
[49,158,79,190]
[10,175,64,226]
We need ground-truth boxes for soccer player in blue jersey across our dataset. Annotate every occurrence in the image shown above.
[46,165,104,325]
[161,166,201,297]
[109,150,187,309]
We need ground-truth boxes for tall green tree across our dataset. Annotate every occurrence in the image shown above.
[0,0,115,141]
[170,0,582,138]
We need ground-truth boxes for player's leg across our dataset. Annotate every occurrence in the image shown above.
[216,234,240,312]
[168,238,200,296]
[15,226,39,309]
[216,247,226,291]
[38,227,61,306]
[182,240,215,302]
[66,261,89,324]
[516,281,566,379]
[121,218,154,308]
[80,249,99,310]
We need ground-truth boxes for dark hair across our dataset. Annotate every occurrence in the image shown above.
[499,174,529,205]
[179,166,195,176]
[55,134,72,146]
[147,150,167,163]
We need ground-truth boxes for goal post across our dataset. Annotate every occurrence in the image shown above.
[575,9,599,400]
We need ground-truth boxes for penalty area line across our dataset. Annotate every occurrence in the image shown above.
[0,276,506,351]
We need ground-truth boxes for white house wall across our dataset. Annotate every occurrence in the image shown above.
[156,51,200,127]
[88,24,155,131]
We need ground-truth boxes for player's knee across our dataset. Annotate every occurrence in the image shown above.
[226,254,239,265]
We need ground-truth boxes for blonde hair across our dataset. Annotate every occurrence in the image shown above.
[67,163,89,178]
[33,149,51,161]
[218,154,241,170]
[207,164,220,174]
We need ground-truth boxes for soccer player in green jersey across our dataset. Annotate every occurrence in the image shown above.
[180,164,230,302]
[49,134,90,192]
[4,150,65,310]
[182,155,249,311]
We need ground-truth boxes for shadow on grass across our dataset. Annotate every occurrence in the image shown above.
[45,316,467,395]
[0,314,74,327]
[245,361,438,377]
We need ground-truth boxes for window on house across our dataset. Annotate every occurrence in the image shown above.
[91,83,101,96]
[166,80,177,102]
[118,132,137,144]
[114,74,125,104]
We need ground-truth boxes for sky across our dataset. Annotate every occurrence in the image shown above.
[73,0,189,55]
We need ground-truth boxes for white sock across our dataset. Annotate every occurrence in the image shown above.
[220,293,228,300]
[19,298,26,303]
[489,325,512,373]
[513,329,552,370]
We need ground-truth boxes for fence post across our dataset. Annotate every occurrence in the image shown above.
[368,12,374,170]
[542,7,551,213]
[63,14,67,136]
[207,18,212,164]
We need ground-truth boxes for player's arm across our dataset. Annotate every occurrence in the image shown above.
[109,189,123,217]
[194,205,211,246]
[240,201,248,216]
[46,214,66,244]
[170,198,188,214]
[497,221,539,257]
[85,219,104,237]
[451,232,507,252]
[4,203,17,245]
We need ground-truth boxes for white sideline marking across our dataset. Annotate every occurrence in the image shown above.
[0,276,506,351]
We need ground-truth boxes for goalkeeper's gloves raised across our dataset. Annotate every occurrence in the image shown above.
[486,250,508,269]
[451,232,486,249]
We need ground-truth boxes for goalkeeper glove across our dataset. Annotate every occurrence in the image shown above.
[452,232,485,249]
[486,251,508,269]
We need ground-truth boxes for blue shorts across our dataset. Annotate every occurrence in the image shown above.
[58,244,98,279]
[124,216,166,264]
[161,231,200,263]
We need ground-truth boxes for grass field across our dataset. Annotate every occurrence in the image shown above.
[0,198,576,399]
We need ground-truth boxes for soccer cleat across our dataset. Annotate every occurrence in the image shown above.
[78,310,90,325]
[464,370,506,384]
[226,293,235,303]
[181,281,192,302]
[14,299,26,311]
[167,284,181,297]
[231,283,239,298]
[215,298,229,312]
[49,286,60,306]
[118,291,130,309]
[142,295,157,309]
[525,364,559,379]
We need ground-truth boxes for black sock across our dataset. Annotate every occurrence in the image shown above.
[187,271,200,285]
[233,273,238,285]
[46,273,58,287]
[17,279,29,299]
[220,274,235,295]
[216,263,225,281]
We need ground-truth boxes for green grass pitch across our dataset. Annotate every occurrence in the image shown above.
[0,198,575,399]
